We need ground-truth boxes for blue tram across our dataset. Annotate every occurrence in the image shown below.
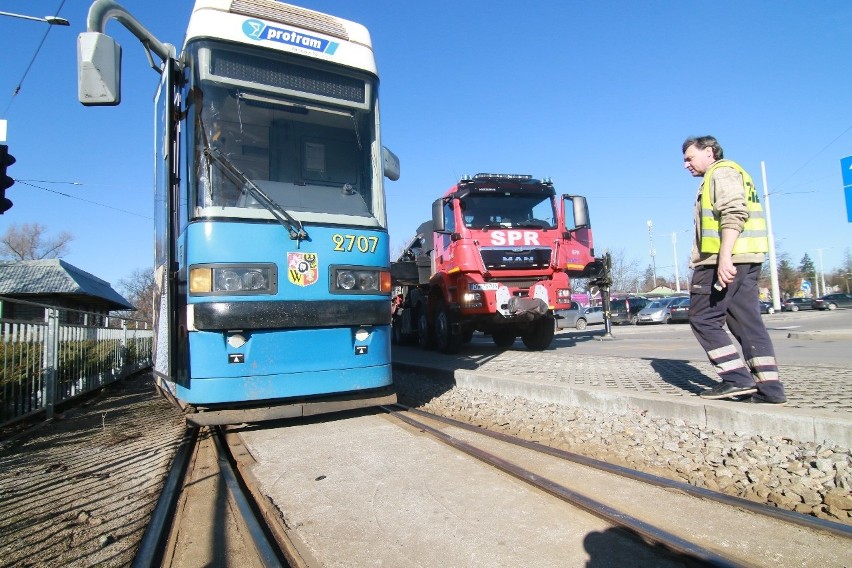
[78,0,399,424]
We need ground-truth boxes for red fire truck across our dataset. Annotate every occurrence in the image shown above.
[391,173,606,353]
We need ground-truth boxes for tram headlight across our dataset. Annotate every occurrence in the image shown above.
[189,264,277,296]
[331,266,391,294]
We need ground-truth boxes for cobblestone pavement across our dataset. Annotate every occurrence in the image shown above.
[392,344,852,414]
[0,373,186,567]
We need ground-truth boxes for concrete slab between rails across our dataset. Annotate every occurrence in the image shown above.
[393,362,852,449]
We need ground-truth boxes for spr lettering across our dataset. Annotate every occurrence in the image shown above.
[488,231,541,246]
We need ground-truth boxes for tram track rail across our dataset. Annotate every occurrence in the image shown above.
[382,404,852,567]
[133,425,299,568]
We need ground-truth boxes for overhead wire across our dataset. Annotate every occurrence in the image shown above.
[772,123,852,191]
[1,0,68,118]
[16,180,152,219]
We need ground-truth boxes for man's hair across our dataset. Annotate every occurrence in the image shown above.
[682,136,724,160]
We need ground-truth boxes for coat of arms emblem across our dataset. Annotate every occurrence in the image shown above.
[287,252,319,286]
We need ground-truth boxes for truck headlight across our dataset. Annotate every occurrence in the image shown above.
[189,264,277,295]
[462,291,483,308]
[331,266,391,294]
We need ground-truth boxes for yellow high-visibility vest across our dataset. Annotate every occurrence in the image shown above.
[699,160,769,255]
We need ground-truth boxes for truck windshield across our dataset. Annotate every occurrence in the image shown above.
[186,41,384,228]
[460,193,556,229]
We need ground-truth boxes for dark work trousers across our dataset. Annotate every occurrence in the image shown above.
[689,263,786,399]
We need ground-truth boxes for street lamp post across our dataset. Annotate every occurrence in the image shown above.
[760,162,782,311]
[816,248,827,296]
[671,232,681,293]
[647,220,656,290]
[0,11,70,25]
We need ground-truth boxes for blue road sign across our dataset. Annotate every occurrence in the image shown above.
[842,155,852,222]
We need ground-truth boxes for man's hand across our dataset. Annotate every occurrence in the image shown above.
[716,228,740,288]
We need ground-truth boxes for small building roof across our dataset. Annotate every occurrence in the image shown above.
[0,259,134,311]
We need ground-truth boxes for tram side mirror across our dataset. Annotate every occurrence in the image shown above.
[77,32,122,106]
[382,146,400,181]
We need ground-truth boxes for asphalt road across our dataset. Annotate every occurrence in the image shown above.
[533,308,852,369]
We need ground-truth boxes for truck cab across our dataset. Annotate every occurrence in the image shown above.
[393,173,600,353]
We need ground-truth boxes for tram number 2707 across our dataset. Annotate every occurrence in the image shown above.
[332,233,380,254]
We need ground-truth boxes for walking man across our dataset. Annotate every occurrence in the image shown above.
[682,136,786,404]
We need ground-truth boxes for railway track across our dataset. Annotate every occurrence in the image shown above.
[380,404,852,567]
[135,406,851,567]
[133,426,298,568]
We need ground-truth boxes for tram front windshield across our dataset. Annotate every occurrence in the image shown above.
[187,41,383,228]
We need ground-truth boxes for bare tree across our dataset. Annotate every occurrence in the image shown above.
[117,267,156,324]
[776,253,800,298]
[1,223,73,260]
[604,248,642,293]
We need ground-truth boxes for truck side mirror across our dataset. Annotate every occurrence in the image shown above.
[382,146,400,181]
[77,32,122,106]
[432,198,446,232]
[572,195,590,229]
[562,194,590,230]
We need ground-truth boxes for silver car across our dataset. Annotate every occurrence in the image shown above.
[555,303,605,330]
[637,297,683,324]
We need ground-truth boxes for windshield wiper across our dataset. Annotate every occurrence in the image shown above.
[203,146,309,242]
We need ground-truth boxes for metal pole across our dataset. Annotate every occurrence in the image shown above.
[43,307,59,420]
[671,232,680,293]
[817,248,826,296]
[647,220,656,289]
[760,162,782,311]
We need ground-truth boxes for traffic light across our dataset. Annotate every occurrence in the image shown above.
[1,144,15,214]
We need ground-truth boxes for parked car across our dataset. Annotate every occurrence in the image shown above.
[812,293,852,311]
[637,296,683,324]
[781,297,814,312]
[555,302,605,330]
[759,301,776,314]
[668,296,692,323]
[609,297,650,325]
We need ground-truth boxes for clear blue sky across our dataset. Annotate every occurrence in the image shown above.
[2,1,851,291]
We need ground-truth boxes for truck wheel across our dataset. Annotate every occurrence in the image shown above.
[575,318,587,330]
[417,310,435,350]
[392,319,408,345]
[522,317,555,350]
[491,330,516,349]
[435,303,462,354]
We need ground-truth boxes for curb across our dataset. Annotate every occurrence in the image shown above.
[787,330,852,341]
[392,361,852,448]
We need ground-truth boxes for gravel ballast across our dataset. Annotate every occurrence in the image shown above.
[393,370,852,524]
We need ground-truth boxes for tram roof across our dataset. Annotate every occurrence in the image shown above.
[185,0,378,76]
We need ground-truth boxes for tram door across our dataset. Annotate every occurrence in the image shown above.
[153,60,184,387]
